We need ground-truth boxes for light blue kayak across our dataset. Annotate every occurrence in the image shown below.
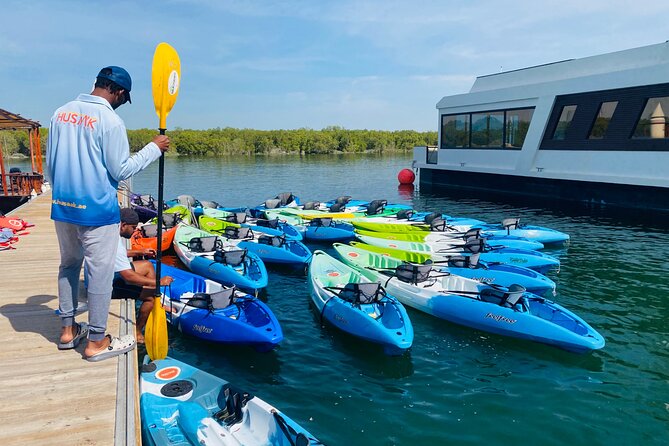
[474,218,570,245]
[356,234,560,274]
[348,242,556,296]
[174,223,269,293]
[309,250,413,355]
[141,356,324,445]
[334,244,604,353]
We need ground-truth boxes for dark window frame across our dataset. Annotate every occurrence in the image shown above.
[440,106,535,150]
[540,82,669,151]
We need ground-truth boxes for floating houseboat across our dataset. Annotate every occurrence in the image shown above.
[413,41,669,211]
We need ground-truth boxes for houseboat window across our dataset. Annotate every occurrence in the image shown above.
[505,108,534,148]
[588,101,618,139]
[632,97,669,139]
[441,114,470,148]
[552,105,577,140]
[471,111,504,147]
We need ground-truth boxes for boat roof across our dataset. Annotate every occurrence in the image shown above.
[437,41,669,109]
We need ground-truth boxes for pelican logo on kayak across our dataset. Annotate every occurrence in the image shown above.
[193,324,213,334]
[485,313,517,324]
[510,257,528,264]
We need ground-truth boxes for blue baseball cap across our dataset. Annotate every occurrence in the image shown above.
[96,66,132,103]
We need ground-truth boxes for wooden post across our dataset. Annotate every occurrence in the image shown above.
[0,138,6,196]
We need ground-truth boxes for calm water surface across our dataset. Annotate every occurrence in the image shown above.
[73,155,668,444]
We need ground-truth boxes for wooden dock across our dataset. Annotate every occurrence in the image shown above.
[0,191,140,445]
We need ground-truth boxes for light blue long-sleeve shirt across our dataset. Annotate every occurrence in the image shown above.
[46,94,161,226]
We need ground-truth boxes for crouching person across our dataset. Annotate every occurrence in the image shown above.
[114,208,173,343]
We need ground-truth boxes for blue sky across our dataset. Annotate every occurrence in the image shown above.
[2,0,669,131]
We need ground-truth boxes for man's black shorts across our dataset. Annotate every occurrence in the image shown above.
[112,271,143,299]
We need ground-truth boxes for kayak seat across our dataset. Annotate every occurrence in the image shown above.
[137,194,156,209]
[189,236,223,253]
[188,288,237,310]
[329,202,346,212]
[265,198,281,209]
[199,200,219,209]
[396,209,414,220]
[224,226,253,240]
[366,199,387,215]
[338,282,385,305]
[140,223,158,238]
[423,212,442,225]
[276,192,295,206]
[480,284,526,308]
[448,253,482,269]
[310,217,333,228]
[502,218,521,231]
[464,228,482,240]
[464,238,486,254]
[258,234,286,247]
[163,212,181,228]
[334,195,352,205]
[256,218,279,229]
[225,212,248,224]
[430,217,455,232]
[302,201,320,210]
[177,194,197,207]
[395,263,433,285]
[214,248,247,267]
[214,384,253,426]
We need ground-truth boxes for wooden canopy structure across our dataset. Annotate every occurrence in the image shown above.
[0,108,45,213]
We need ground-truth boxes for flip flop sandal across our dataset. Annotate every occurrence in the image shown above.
[85,334,136,362]
[58,322,89,350]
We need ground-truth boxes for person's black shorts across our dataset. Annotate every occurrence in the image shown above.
[112,271,143,299]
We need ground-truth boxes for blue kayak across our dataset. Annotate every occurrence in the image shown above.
[305,218,356,242]
[204,207,304,241]
[474,218,570,245]
[335,244,604,353]
[309,250,413,355]
[140,356,324,446]
[199,216,312,265]
[356,234,560,274]
[349,242,556,296]
[155,263,282,351]
[174,223,269,293]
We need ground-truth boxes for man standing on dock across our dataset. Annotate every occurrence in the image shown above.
[46,66,170,361]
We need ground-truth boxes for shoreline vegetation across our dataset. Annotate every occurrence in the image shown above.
[2,127,436,157]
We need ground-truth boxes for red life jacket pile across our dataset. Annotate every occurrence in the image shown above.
[0,215,33,250]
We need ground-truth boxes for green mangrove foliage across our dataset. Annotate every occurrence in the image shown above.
[127,127,436,155]
[1,127,436,157]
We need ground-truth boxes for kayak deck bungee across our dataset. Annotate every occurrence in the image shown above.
[349,242,556,296]
[309,250,413,355]
[173,223,268,293]
[140,356,324,446]
[333,244,604,353]
[156,263,282,351]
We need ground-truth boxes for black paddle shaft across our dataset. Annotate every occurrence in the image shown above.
[155,128,166,296]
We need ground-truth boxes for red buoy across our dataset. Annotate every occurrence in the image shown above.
[398,168,415,185]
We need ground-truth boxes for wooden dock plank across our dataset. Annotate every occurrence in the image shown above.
[0,191,138,446]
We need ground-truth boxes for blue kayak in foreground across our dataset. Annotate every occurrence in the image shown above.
[156,263,283,351]
[141,356,324,446]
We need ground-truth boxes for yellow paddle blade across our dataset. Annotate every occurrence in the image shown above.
[152,42,181,129]
[145,297,168,360]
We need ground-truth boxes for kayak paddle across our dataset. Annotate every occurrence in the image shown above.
[145,42,181,361]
